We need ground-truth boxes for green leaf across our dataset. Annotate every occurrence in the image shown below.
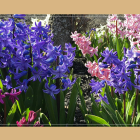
[0,79,3,92]
[75,79,87,114]
[85,54,93,62]
[126,92,136,124]
[66,78,80,124]
[78,104,89,124]
[102,101,119,126]
[44,93,57,124]
[69,68,73,81]
[136,94,140,124]
[105,85,117,110]
[6,102,17,125]
[24,86,34,110]
[115,110,127,127]
[30,80,40,110]
[35,81,45,111]
[129,69,135,99]
[40,113,51,126]
[116,37,121,60]
[132,116,137,127]
[102,107,113,124]
[59,90,66,124]
[91,103,102,118]
[100,85,106,97]
[25,108,30,121]
[16,100,21,115]
[115,98,122,113]
[85,114,110,127]
[17,91,25,114]
[93,54,98,63]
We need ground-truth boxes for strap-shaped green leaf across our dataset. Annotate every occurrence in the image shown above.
[6,102,17,126]
[126,92,136,124]
[66,78,80,124]
[105,85,117,110]
[76,80,87,114]
[102,101,120,126]
[136,94,140,124]
[59,90,66,125]
[115,110,127,127]
[43,90,58,124]
[0,79,3,92]
[78,104,89,124]
[30,80,40,110]
[115,98,122,113]
[40,113,51,126]
[35,81,45,111]
[91,103,102,118]
[85,114,110,127]
[132,116,137,127]
[116,37,121,60]
[24,85,34,110]
[17,91,25,114]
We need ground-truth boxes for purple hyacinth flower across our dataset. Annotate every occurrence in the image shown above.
[1,75,12,90]
[49,65,67,79]
[61,78,76,91]
[89,79,105,94]
[95,94,109,106]
[43,82,60,100]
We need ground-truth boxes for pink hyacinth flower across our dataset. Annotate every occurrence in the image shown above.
[28,111,37,123]
[33,121,43,127]
[4,89,21,104]
[16,117,28,127]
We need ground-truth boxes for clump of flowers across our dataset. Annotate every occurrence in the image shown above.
[16,110,43,127]
[70,31,98,57]
[0,14,77,101]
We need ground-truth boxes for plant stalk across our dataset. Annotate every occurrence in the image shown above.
[116,20,118,38]
[4,98,6,126]
[56,56,60,121]
[123,91,126,122]
[110,63,114,98]
[27,44,32,86]
[131,65,140,123]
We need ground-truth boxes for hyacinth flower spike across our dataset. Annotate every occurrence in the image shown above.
[43,82,60,100]
[4,88,21,104]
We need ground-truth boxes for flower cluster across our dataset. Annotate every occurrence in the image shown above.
[0,14,76,100]
[85,61,110,80]
[88,47,138,104]
[70,31,98,57]
[0,88,21,104]
[107,14,140,46]
[16,110,43,127]
[107,14,125,38]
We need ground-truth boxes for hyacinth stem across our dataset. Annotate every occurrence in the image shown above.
[116,20,118,38]
[36,108,41,114]
[131,65,140,123]
[123,91,126,122]
[110,63,114,98]
[4,98,6,125]
[56,56,60,120]
[27,44,32,86]
[111,86,114,98]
